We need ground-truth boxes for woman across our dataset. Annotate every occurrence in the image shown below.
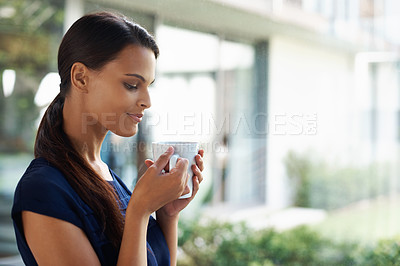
[11,11,204,266]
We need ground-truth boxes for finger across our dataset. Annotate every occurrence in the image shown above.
[190,176,200,199]
[170,158,189,175]
[153,146,174,171]
[145,159,154,168]
[164,157,172,172]
[192,164,203,183]
[195,154,204,172]
[198,149,204,158]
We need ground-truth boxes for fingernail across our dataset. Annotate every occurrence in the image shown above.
[167,146,174,152]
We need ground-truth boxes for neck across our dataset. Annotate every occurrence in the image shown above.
[62,96,107,163]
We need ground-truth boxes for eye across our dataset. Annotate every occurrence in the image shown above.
[124,82,138,90]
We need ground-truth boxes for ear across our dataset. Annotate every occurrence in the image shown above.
[70,62,89,93]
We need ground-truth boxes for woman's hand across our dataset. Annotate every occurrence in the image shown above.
[129,147,190,216]
[145,149,205,218]
[146,149,204,266]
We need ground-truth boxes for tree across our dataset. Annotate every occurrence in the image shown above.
[0,0,64,152]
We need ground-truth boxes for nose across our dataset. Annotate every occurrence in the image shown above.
[138,88,151,109]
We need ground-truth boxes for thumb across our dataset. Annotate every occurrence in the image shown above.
[153,146,174,171]
[145,159,154,168]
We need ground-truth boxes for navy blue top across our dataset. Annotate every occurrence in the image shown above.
[11,157,170,266]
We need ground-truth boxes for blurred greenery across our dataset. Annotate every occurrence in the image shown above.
[0,0,64,72]
[357,238,400,266]
[284,151,395,210]
[0,0,64,153]
[178,219,400,266]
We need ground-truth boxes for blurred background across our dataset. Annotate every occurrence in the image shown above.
[0,0,399,265]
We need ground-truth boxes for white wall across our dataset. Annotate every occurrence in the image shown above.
[267,35,356,208]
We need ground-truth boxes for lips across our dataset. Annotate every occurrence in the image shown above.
[127,113,143,123]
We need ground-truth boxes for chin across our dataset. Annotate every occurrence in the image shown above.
[112,127,138,138]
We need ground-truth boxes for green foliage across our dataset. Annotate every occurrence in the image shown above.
[0,0,64,73]
[284,151,393,210]
[178,219,400,265]
[0,0,64,152]
[356,238,400,266]
[178,220,372,266]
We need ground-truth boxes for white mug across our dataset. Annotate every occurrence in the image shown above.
[152,141,199,199]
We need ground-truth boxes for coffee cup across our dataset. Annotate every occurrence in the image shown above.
[152,141,199,199]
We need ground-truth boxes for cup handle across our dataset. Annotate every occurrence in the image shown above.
[169,154,180,170]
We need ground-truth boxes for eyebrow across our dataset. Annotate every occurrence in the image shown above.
[125,73,155,85]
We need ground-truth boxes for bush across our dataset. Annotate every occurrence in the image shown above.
[178,220,363,266]
[356,238,400,266]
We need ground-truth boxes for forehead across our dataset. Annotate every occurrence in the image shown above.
[103,45,156,79]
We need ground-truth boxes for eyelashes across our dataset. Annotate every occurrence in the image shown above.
[124,82,138,91]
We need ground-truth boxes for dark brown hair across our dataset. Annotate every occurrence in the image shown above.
[34,11,159,248]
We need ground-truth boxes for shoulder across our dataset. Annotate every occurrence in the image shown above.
[12,157,85,229]
[15,157,75,201]
[19,157,69,184]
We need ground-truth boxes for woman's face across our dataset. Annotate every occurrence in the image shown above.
[84,44,156,137]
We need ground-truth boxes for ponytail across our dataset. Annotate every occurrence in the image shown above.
[34,93,124,248]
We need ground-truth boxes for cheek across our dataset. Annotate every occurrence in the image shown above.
[95,92,124,114]
[86,82,133,122]
[97,104,132,132]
